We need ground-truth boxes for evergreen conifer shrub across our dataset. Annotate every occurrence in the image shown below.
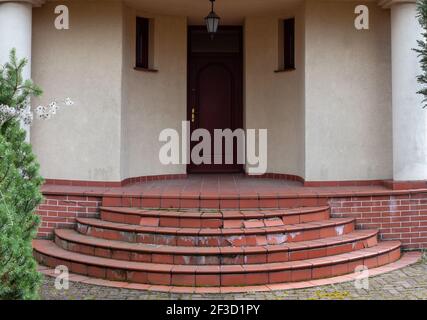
[0,49,44,300]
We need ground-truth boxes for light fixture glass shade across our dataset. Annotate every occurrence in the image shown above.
[205,11,220,35]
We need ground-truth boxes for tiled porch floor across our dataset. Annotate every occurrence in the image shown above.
[42,174,402,198]
[123,174,303,196]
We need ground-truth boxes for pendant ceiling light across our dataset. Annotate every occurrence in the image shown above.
[205,0,220,38]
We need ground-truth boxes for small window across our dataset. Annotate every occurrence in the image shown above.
[136,17,150,69]
[280,18,295,71]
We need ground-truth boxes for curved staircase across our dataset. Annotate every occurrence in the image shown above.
[34,205,402,289]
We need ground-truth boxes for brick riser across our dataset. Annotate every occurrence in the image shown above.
[75,217,356,247]
[33,206,403,288]
[54,229,379,265]
[102,195,329,210]
[99,206,331,227]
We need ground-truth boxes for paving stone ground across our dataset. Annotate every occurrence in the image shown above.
[39,253,427,300]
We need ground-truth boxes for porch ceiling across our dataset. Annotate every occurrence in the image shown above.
[125,0,302,24]
[122,0,380,24]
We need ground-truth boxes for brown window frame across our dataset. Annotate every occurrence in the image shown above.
[283,18,295,70]
[136,17,149,69]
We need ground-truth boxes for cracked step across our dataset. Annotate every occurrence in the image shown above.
[75,217,356,246]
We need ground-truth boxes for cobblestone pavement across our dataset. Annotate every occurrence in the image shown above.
[40,253,427,300]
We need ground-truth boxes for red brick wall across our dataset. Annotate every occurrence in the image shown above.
[35,191,427,249]
[330,193,427,249]
[36,194,101,239]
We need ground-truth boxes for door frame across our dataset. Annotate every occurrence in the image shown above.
[186,25,244,174]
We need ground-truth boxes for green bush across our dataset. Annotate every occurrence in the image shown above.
[0,121,44,300]
[0,49,44,300]
[415,0,427,108]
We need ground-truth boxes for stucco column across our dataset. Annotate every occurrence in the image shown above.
[0,0,45,139]
[381,0,426,181]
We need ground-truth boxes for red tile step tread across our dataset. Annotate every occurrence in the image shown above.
[100,206,330,228]
[75,217,356,247]
[33,239,401,287]
[54,229,379,265]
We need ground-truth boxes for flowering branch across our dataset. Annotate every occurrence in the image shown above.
[0,49,73,128]
[35,98,74,121]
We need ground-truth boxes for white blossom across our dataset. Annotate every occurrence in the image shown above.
[35,105,44,114]
[35,106,51,120]
[0,97,74,126]
[64,97,74,106]
[17,99,30,111]
[48,101,58,109]
[0,104,16,117]
[48,101,58,115]
[19,108,34,125]
[0,104,17,125]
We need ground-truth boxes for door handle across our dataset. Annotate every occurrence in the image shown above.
[192,108,196,123]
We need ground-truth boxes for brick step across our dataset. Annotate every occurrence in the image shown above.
[76,217,355,247]
[33,239,401,287]
[54,229,379,265]
[100,206,330,228]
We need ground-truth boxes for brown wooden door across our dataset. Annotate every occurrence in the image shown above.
[187,27,243,174]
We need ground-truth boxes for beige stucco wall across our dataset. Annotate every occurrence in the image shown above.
[29,0,394,182]
[121,6,187,179]
[31,0,187,182]
[304,0,392,181]
[31,0,124,181]
[244,4,305,178]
